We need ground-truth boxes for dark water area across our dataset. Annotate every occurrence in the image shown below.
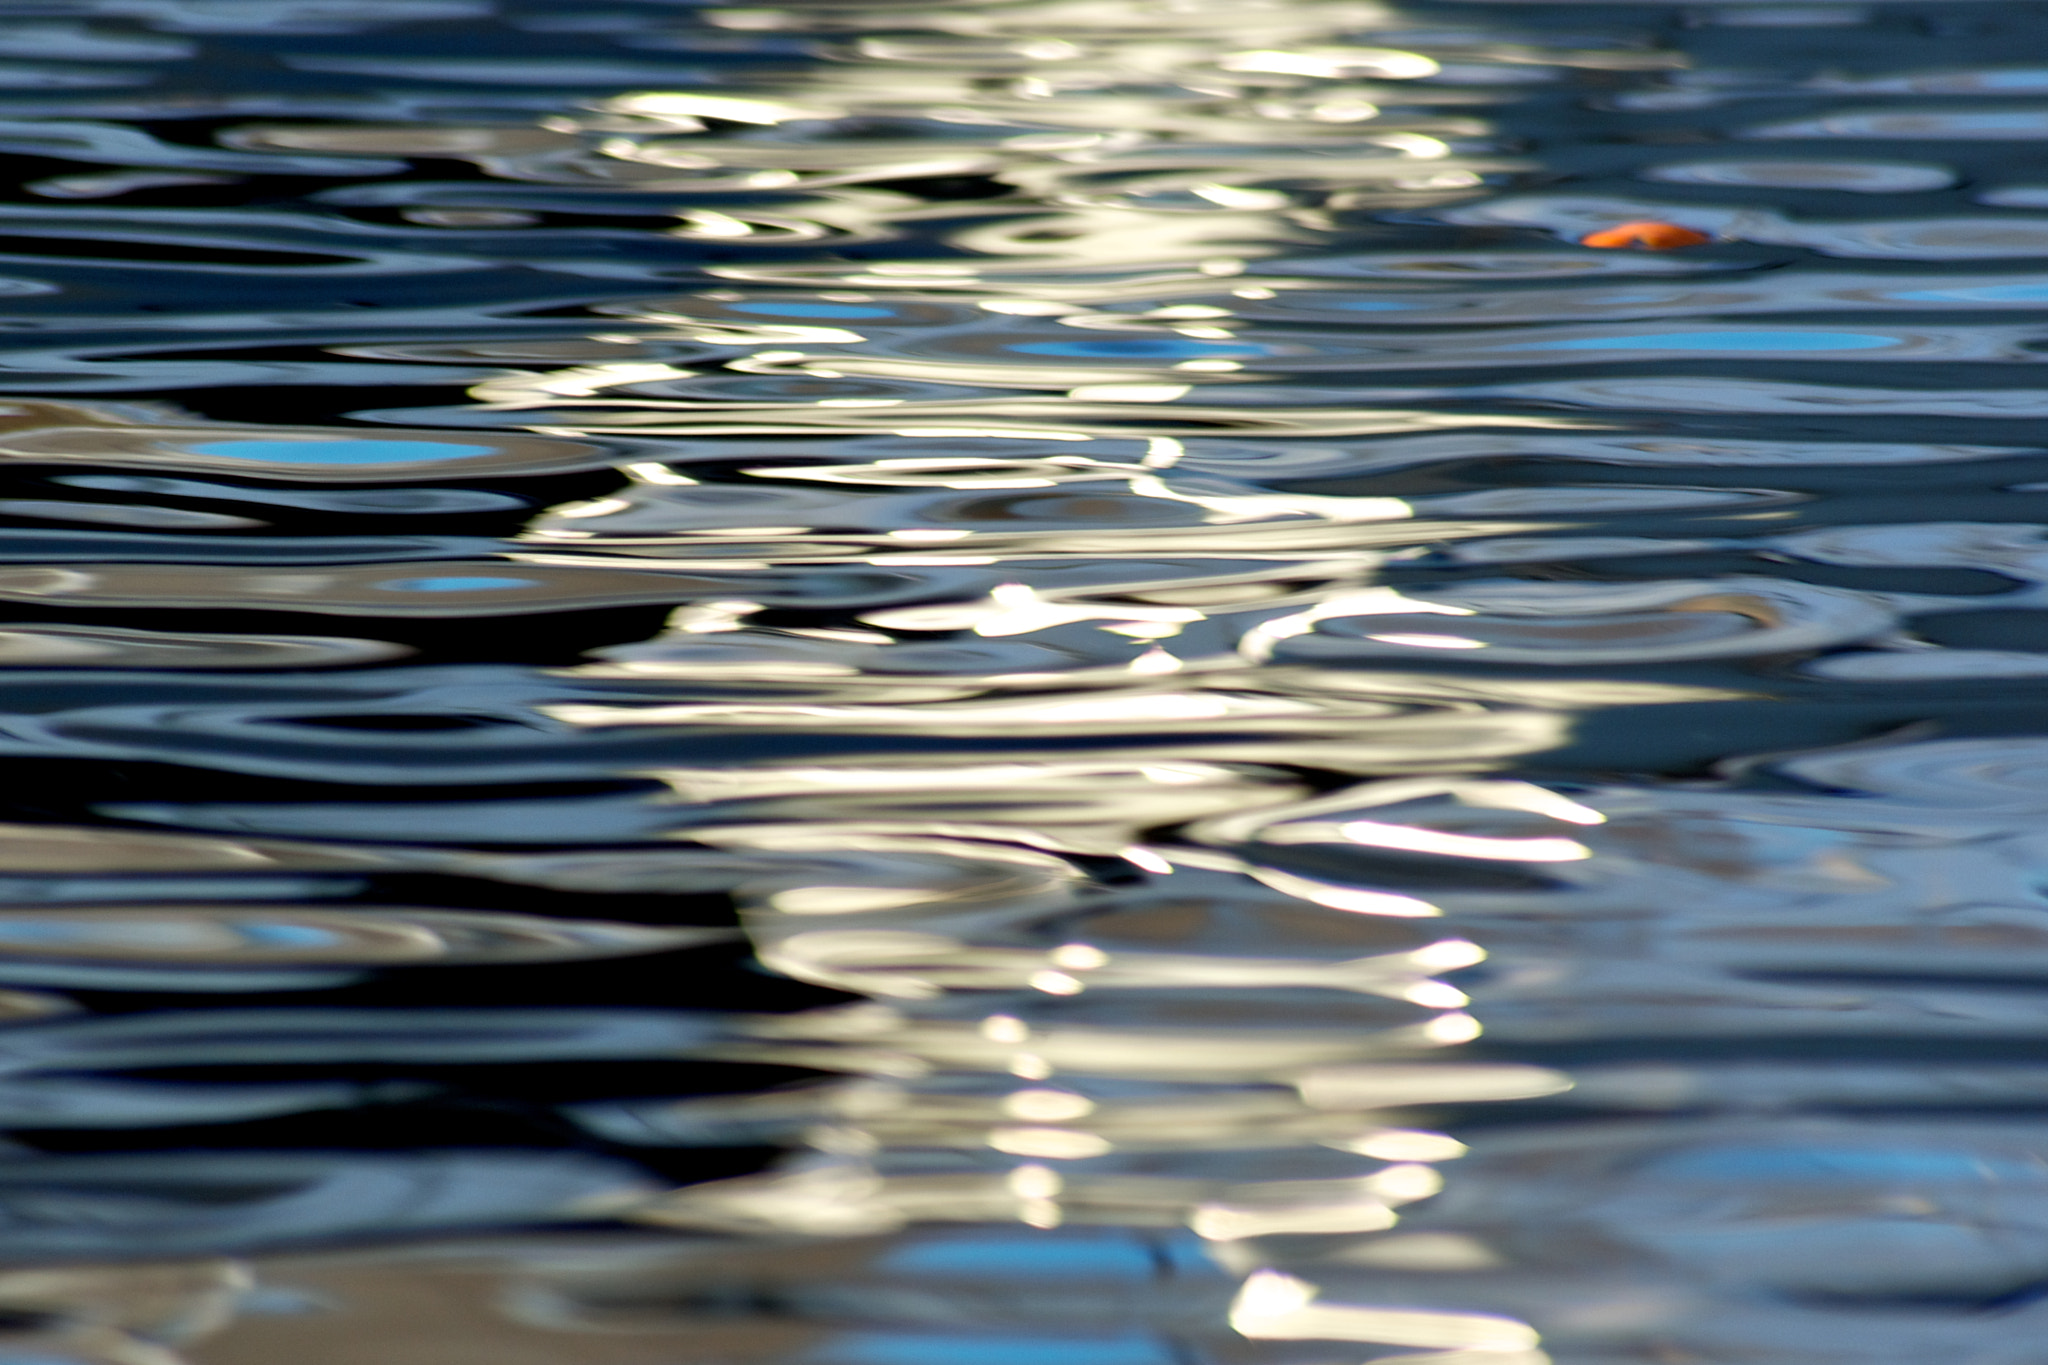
[0,0,2042,1362]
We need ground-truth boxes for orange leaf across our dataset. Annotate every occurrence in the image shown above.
[1579,220,1714,250]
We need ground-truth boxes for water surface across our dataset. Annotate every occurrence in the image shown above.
[0,2,2034,1363]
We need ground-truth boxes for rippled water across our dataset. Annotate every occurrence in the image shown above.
[0,1,2045,1362]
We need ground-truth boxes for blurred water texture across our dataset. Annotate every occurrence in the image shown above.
[0,0,2037,1363]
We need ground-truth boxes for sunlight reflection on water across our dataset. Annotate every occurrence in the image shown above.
[0,1,2031,1364]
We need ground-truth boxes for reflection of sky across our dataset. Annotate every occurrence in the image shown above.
[879,1232,1172,1277]
[1011,339,1269,358]
[1504,331,1897,352]
[1651,1147,2039,1183]
[1889,283,2048,301]
[373,576,538,592]
[187,439,497,464]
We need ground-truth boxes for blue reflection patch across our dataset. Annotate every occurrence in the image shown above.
[0,919,352,949]
[1969,71,2048,89]
[1321,300,1422,311]
[824,1334,1175,1365]
[1923,113,2048,130]
[374,577,538,592]
[880,1234,1158,1279]
[1506,331,1896,352]
[237,924,344,946]
[1010,339,1266,358]
[726,301,894,318]
[1892,283,2048,302]
[0,923,101,943]
[1652,1146,2032,1183]
[188,439,499,465]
